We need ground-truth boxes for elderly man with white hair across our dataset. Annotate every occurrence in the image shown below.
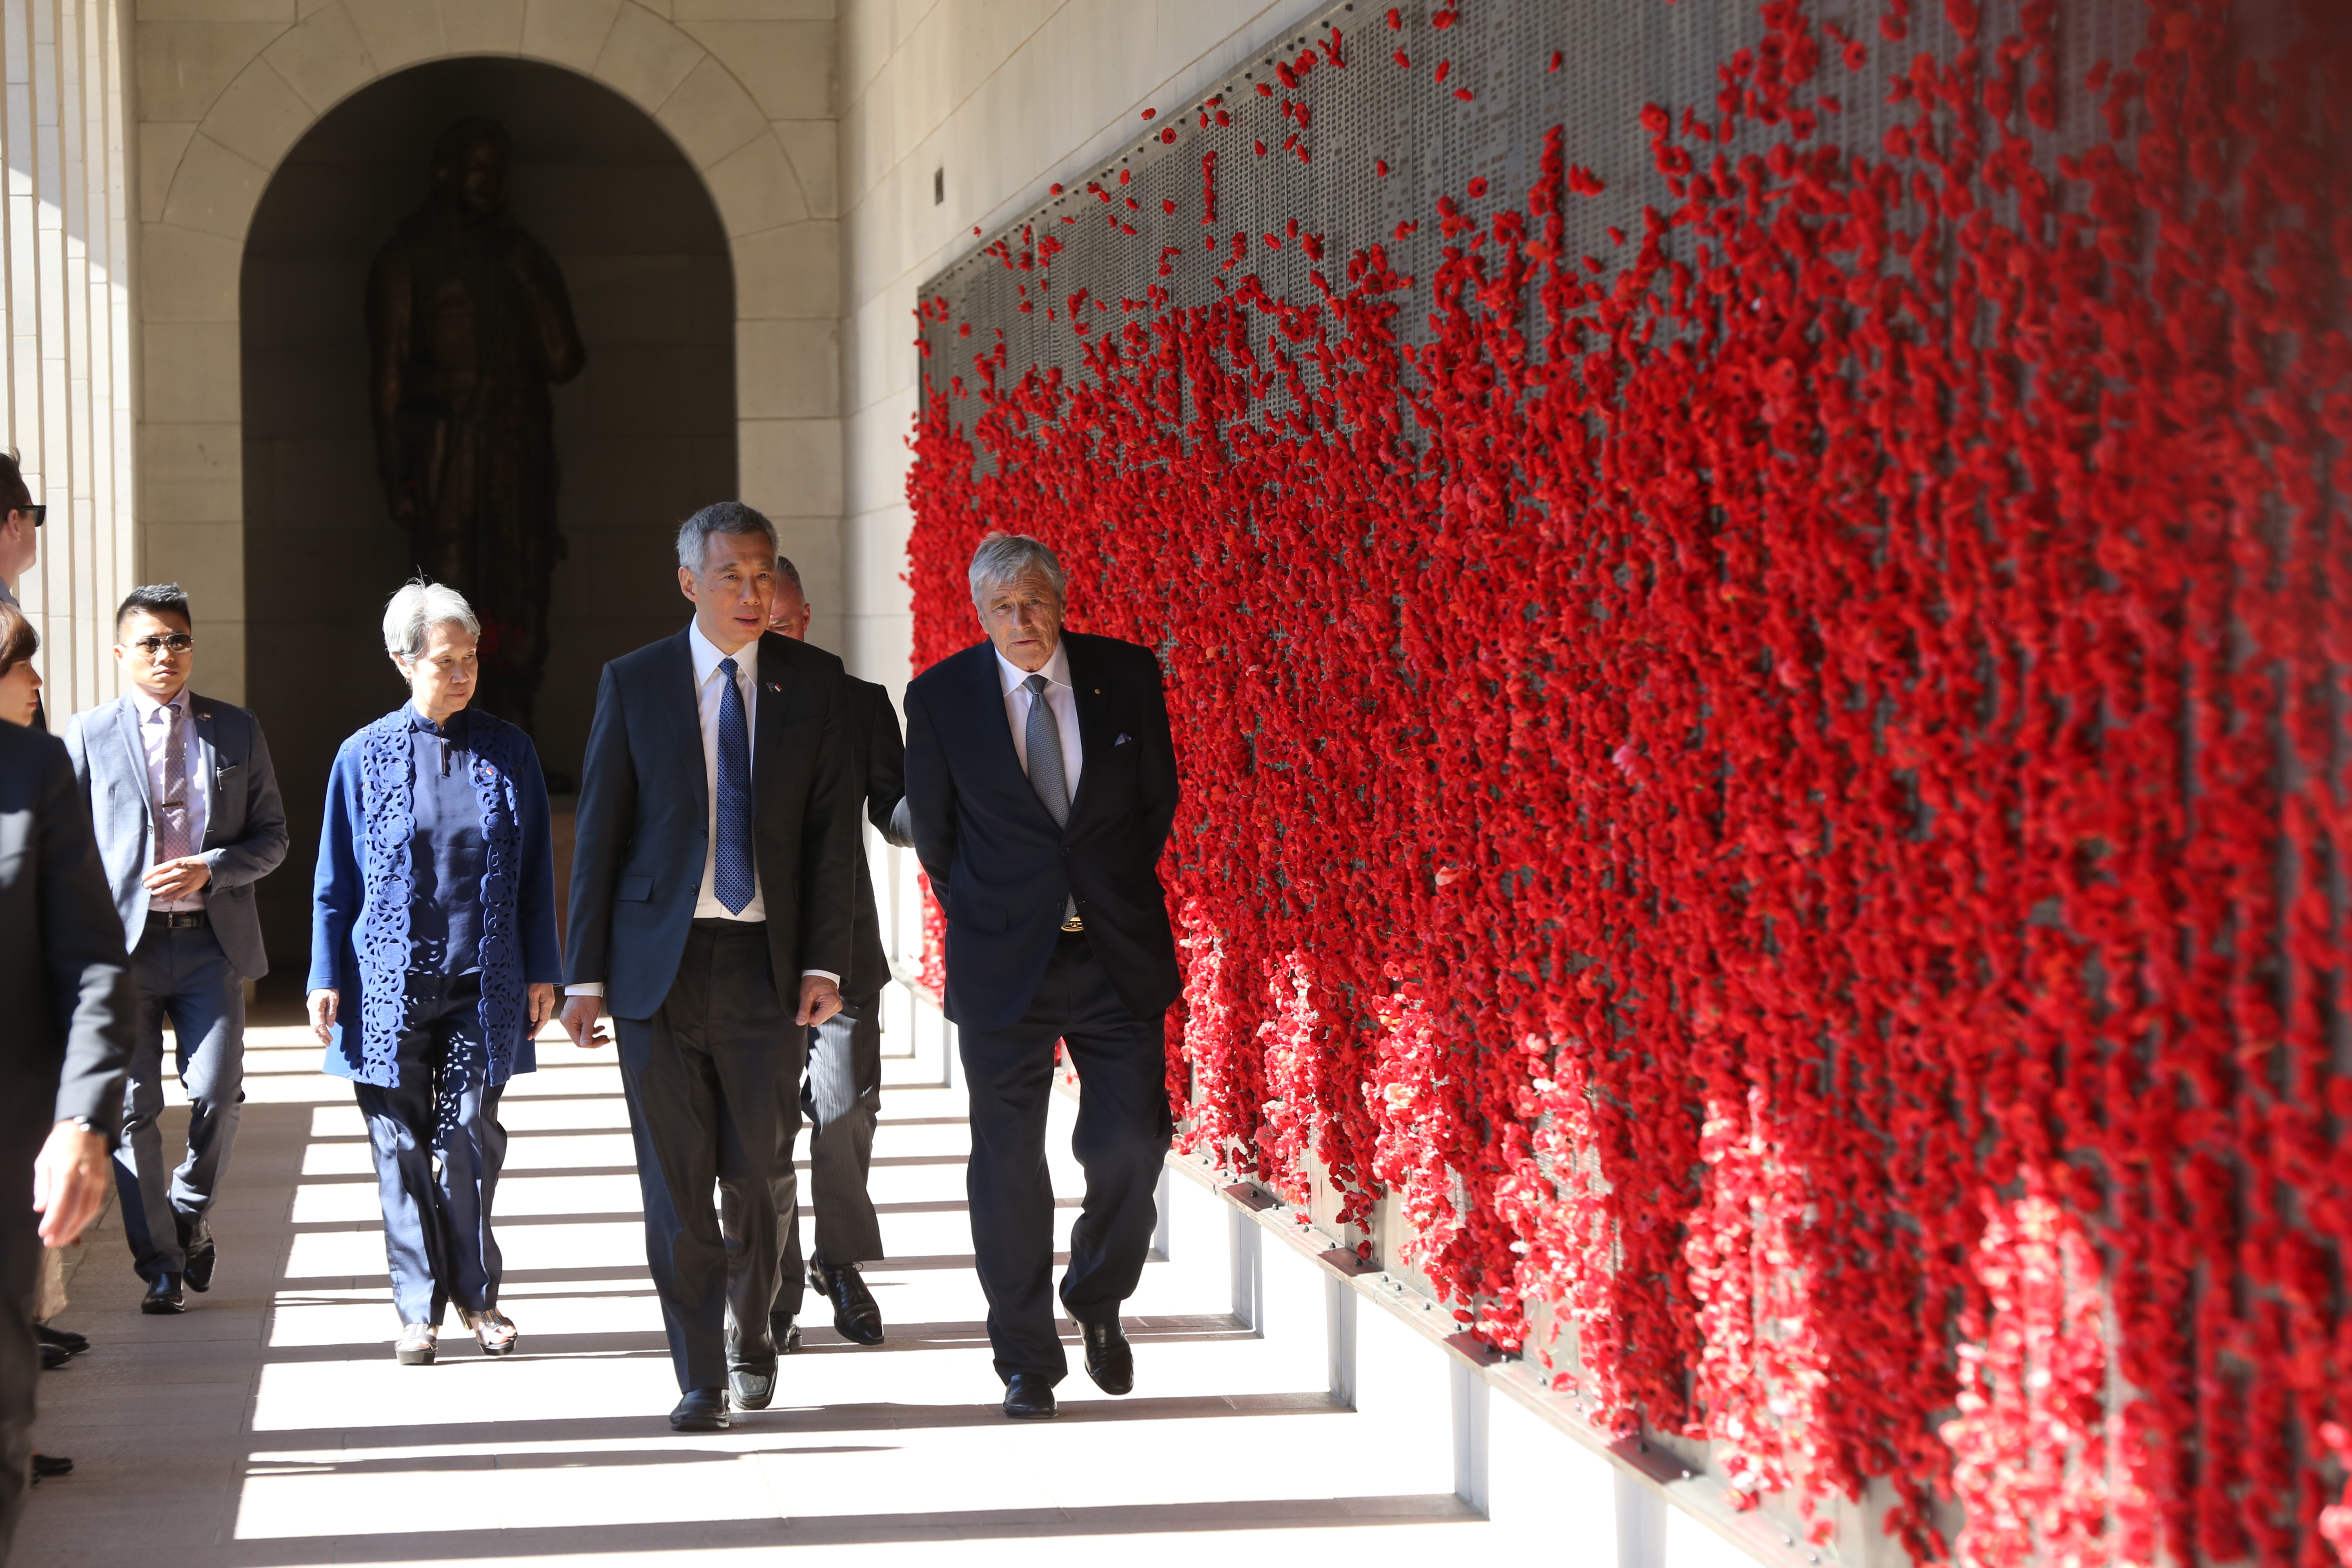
[903,531,1181,1421]
[306,577,561,1367]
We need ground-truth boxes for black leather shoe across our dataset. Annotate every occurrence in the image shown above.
[1079,1319,1134,1396]
[669,1388,731,1432]
[810,1254,884,1345]
[30,1453,70,1481]
[140,1274,186,1315]
[767,1313,802,1355]
[39,1341,69,1371]
[34,1324,87,1355]
[1002,1372,1058,1419]
[178,1216,216,1294]
[727,1362,776,1410]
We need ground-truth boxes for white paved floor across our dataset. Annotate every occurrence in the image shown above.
[14,1016,1486,1566]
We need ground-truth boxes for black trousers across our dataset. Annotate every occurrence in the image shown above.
[722,989,884,1324]
[0,1103,46,1561]
[958,931,1171,1384]
[616,921,805,1392]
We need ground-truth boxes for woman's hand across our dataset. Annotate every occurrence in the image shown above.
[528,982,556,1031]
[307,988,339,1046]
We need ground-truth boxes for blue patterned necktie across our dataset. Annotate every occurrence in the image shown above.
[713,656,755,914]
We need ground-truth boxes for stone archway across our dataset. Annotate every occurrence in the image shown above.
[135,0,841,702]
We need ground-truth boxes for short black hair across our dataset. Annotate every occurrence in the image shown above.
[0,451,28,513]
[116,582,192,635]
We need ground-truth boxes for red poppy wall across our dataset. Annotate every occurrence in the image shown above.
[905,0,2352,1563]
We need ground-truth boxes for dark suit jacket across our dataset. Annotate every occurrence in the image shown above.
[0,723,132,1208]
[903,632,1180,1032]
[845,676,914,1002]
[565,627,858,1022]
[64,692,290,978]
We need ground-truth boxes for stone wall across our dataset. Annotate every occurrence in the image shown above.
[240,56,734,980]
[136,0,840,708]
[1,0,136,718]
[833,0,1328,698]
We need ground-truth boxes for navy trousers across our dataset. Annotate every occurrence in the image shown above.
[351,973,508,1326]
[958,931,1171,1385]
[114,920,246,1282]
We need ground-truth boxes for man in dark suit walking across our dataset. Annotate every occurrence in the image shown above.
[0,719,131,1555]
[64,583,289,1313]
[560,502,858,1433]
[737,557,913,1352]
[903,532,1180,1421]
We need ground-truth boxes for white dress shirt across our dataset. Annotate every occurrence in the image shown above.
[566,621,835,998]
[688,621,766,924]
[997,640,1083,795]
[134,685,207,911]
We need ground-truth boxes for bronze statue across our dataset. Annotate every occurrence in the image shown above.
[367,118,585,736]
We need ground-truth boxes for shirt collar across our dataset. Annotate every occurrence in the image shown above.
[131,685,189,722]
[995,638,1071,698]
[408,703,468,737]
[688,620,760,686]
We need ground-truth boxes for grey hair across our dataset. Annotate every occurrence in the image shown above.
[968,532,1067,609]
[774,553,805,595]
[677,501,779,574]
[382,577,480,661]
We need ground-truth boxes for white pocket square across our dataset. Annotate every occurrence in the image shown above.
[1114,733,1132,746]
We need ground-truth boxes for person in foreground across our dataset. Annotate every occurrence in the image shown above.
[902,532,1180,1420]
[562,503,857,1432]
[64,584,289,1314]
[0,687,131,1557]
[729,557,913,1351]
[307,579,559,1366]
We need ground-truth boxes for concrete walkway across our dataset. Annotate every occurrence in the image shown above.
[13,1009,1487,1565]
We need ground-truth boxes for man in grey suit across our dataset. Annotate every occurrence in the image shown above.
[0,718,131,1557]
[63,584,289,1314]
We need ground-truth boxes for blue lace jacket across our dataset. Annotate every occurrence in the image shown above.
[307,704,561,1088]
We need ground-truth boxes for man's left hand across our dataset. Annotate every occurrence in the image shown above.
[143,856,211,900]
[33,1123,109,1248]
[797,976,843,1028]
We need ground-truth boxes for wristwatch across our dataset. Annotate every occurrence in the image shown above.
[61,1116,98,1135]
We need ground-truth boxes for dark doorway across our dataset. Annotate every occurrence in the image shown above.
[242,58,734,999]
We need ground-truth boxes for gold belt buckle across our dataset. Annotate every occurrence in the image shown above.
[1060,915,1085,933]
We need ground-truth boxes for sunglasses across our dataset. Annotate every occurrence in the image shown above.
[10,504,42,527]
[130,633,194,656]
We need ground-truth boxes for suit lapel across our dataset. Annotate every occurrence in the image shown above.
[110,700,153,814]
[968,644,1044,819]
[1061,637,1114,829]
[753,633,787,787]
[190,697,221,849]
[660,631,708,821]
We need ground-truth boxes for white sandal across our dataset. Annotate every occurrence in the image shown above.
[463,1308,519,1357]
[395,1322,437,1365]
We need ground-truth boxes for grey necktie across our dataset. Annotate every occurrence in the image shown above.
[157,702,192,864]
[1023,674,1078,927]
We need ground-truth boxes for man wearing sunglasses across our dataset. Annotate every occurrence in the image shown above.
[0,452,40,610]
[62,584,288,1313]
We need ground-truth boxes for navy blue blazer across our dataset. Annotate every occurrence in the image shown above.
[903,631,1180,1032]
[564,627,858,1022]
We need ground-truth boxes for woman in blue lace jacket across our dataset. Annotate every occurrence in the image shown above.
[306,579,560,1367]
